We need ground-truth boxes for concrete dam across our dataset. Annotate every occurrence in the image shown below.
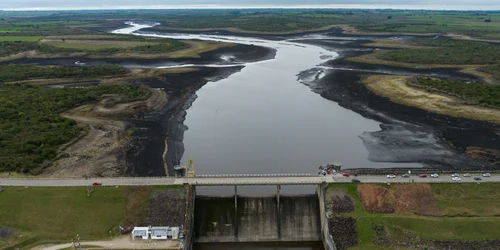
[194,194,321,243]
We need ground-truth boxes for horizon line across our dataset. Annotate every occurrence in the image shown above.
[1,4,499,11]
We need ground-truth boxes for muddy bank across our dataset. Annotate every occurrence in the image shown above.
[296,38,499,169]
[125,66,244,177]
[316,70,497,169]
[0,43,276,68]
[42,88,167,178]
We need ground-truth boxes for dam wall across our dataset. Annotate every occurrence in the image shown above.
[317,184,338,250]
[183,185,196,250]
[194,194,321,243]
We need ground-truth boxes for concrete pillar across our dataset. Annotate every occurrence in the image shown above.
[277,184,281,239]
[234,185,238,239]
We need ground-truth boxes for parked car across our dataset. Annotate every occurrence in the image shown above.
[419,174,428,178]
[401,174,410,178]
[463,173,472,177]
[483,173,492,177]
[452,177,462,182]
[351,179,361,183]
[451,173,460,177]
[430,173,439,178]
[387,174,396,178]
[342,173,350,177]
[474,177,482,181]
[92,182,102,186]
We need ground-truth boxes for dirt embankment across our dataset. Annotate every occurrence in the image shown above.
[42,89,168,178]
[357,184,441,216]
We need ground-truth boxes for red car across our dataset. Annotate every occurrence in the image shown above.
[419,174,428,178]
[342,173,350,177]
[92,182,102,186]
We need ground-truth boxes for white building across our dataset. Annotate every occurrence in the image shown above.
[131,227,149,240]
[131,226,181,240]
[150,227,169,240]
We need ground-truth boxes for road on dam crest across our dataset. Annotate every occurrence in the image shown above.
[0,175,498,186]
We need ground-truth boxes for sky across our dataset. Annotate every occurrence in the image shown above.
[1,0,499,11]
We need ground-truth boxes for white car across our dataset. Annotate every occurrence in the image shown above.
[431,173,439,178]
[387,174,396,178]
[483,173,492,177]
[452,177,462,182]
[451,173,460,177]
[463,173,471,177]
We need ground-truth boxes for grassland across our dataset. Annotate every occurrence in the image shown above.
[0,187,126,241]
[1,9,498,38]
[0,186,182,249]
[379,38,500,65]
[0,84,150,173]
[327,183,500,250]
[0,36,42,42]
[432,183,500,216]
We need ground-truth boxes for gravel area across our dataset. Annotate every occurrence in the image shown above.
[145,188,187,227]
[328,217,358,250]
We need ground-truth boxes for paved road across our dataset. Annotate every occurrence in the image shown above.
[0,174,498,186]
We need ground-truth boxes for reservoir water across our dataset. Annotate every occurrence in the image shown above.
[114,23,420,177]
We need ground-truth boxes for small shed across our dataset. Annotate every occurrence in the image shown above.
[170,227,180,240]
[131,227,149,240]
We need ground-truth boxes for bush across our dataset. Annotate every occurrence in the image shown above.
[416,77,500,108]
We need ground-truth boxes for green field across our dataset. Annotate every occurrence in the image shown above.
[379,38,500,65]
[432,183,500,216]
[0,186,182,249]
[327,183,500,250]
[0,36,42,42]
[0,187,126,241]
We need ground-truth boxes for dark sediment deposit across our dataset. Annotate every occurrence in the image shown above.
[296,37,499,170]
[0,43,276,68]
[125,66,244,177]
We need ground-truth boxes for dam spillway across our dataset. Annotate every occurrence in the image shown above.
[194,194,321,243]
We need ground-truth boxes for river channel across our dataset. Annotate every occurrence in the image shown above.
[114,23,420,180]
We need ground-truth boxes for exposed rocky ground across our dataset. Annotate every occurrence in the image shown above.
[326,190,358,250]
[328,217,358,250]
[0,227,15,239]
[145,188,187,227]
